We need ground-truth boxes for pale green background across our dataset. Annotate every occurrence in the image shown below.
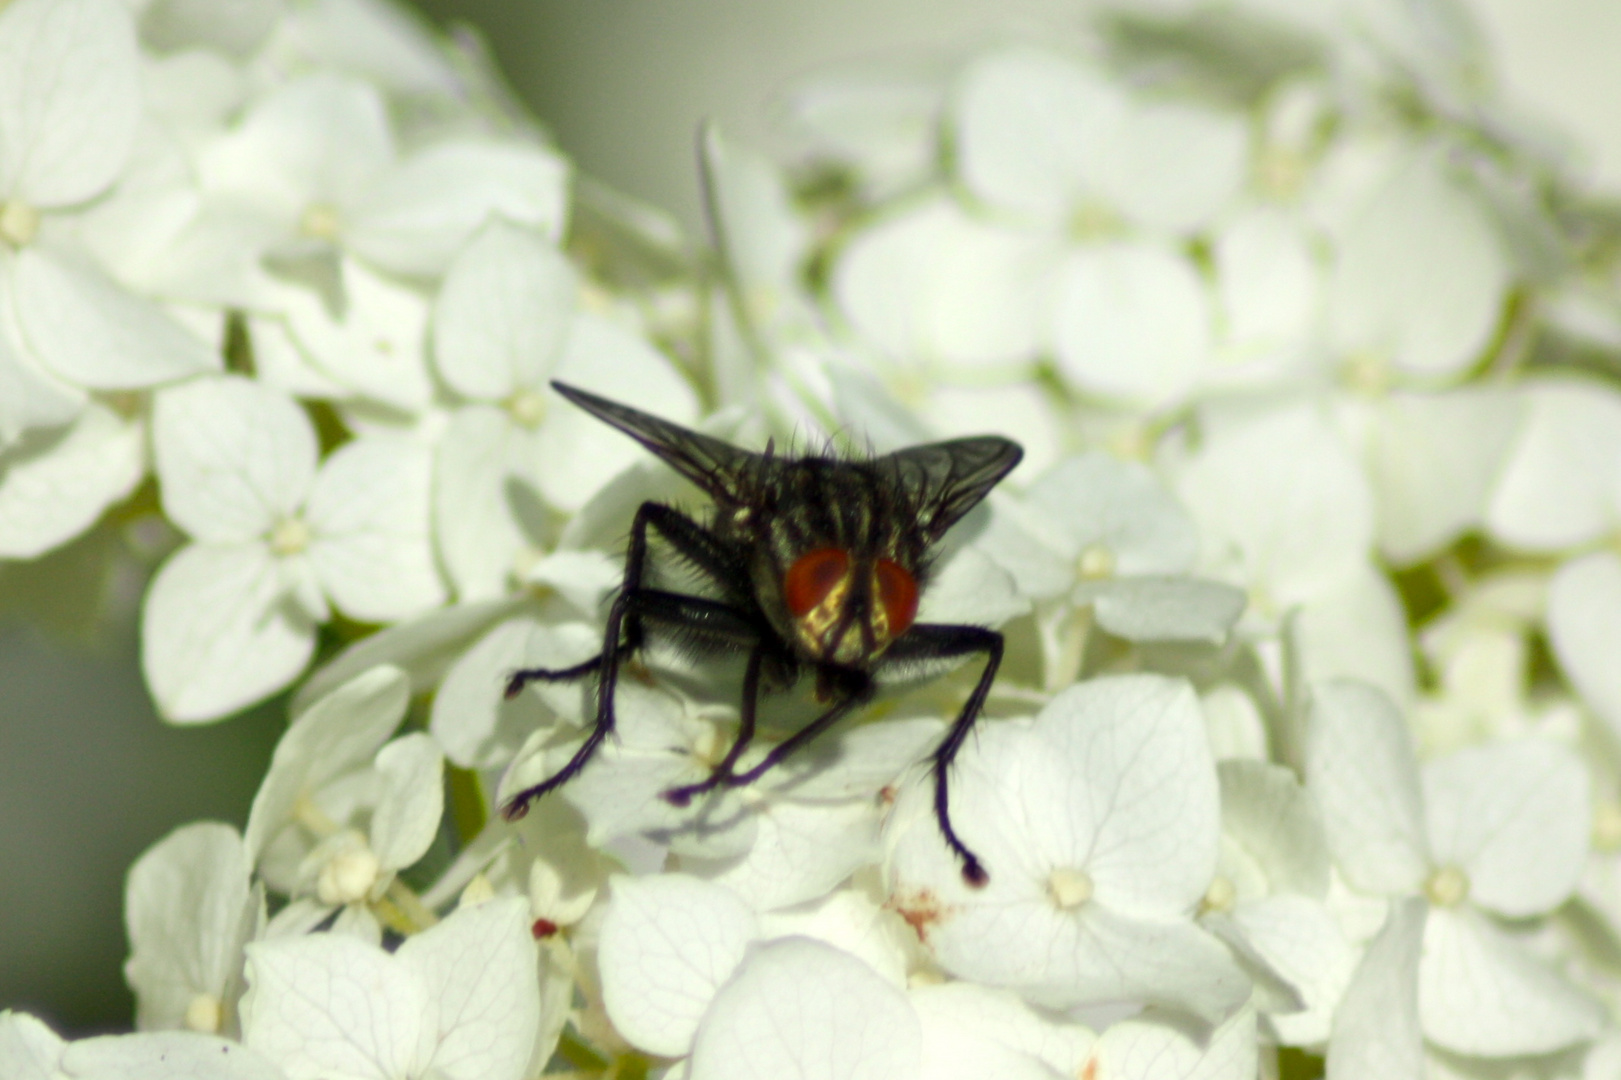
[0,0,1610,1037]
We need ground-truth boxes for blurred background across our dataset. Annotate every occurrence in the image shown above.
[2,0,1617,1038]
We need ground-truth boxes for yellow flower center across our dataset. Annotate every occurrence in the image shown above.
[1424,864,1470,908]
[317,846,382,906]
[269,516,311,556]
[1201,874,1237,913]
[507,389,548,428]
[183,992,224,1033]
[1594,802,1621,852]
[1077,543,1116,580]
[1048,866,1094,909]
[299,201,342,240]
[0,199,39,247]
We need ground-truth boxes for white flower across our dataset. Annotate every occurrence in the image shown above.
[430,217,697,597]
[886,674,1249,1023]
[985,451,1245,687]
[912,981,1258,1080]
[123,822,262,1036]
[1485,374,1621,552]
[429,608,603,770]
[0,402,144,559]
[1549,552,1621,746]
[0,1010,287,1080]
[143,375,443,722]
[1306,678,1603,1059]
[242,896,542,1080]
[836,44,1247,407]
[1324,147,1511,382]
[1346,385,1525,566]
[0,0,217,446]
[175,73,567,306]
[1175,402,1415,706]
[687,936,919,1080]
[501,676,942,912]
[1201,760,1355,1047]
[596,877,918,1079]
[242,665,442,940]
[0,0,222,457]
[255,255,434,413]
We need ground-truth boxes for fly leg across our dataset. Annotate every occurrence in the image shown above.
[668,670,874,805]
[884,624,1004,887]
[504,502,745,696]
[662,645,764,806]
[501,501,756,820]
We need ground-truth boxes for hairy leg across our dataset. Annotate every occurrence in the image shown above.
[501,502,759,819]
[885,624,1004,887]
[504,502,748,696]
[662,645,765,806]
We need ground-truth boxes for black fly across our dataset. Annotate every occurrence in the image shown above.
[500,381,1022,885]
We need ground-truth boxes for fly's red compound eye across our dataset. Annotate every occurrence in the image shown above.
[875,558,918,636]
[784,548,850,616]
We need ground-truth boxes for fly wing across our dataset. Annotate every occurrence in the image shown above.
[551,381,763,502]
[882,436,1023,542]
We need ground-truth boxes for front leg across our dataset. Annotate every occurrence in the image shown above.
[884,623,1004,887]
[501,502,755,820]
[505,502,746,697]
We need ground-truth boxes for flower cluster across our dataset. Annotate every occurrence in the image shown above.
[6,0,1621,1078]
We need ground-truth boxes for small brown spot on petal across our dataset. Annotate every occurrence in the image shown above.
[531,918,559,939]
[886,886,956,946]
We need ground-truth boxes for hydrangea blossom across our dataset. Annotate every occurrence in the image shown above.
[9,0,1621,1077]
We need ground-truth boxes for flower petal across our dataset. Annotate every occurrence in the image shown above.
[153,375,316,543]
[833,196,1055,368]
[1326,897,1425,1080]
[430,614,595,769]
[274,257,432,413]
[0,1011,63,1080]
[0,403,142,559]
[140,542,317,724]
[244,664,409,863]
[955,46,1120,225]
[14,250,219,390]
[0,0,138,205]
[1326,148,1509,378]
[370,733,445,873]
[1305,679,1428,896]
[396,897,540,1080]
[433,218,576,401]
[1051,243,1211,407]
[346,141,570,278]
[1548,551,1621,742]
[1486,375,1621,551]
[306,434,445,623]
[123,822,259,1034]
[58,1032,285,1080]
[1217,760,1330,898]
[1422,738,1589,918]
[688,937,920,1080]
[598,874,760,1057]
[1087,577,1247,643]
[1419,905,1603,1056]
[1358,387,1524,565]
[1176,403,1373,609]
[543,317,700,510]
[242,932,427,1080]
[1097,1005,1258,1080]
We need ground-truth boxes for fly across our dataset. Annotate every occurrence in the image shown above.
[500,381,1022,886]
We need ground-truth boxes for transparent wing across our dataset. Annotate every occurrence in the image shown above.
[881,436,1023,541]
[551,381,764,502]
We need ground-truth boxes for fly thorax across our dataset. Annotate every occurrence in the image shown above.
[780,547,919,665]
